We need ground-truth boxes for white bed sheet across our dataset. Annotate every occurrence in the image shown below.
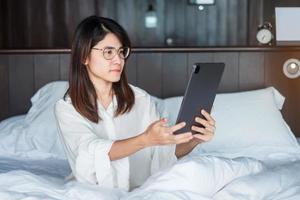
[1,112,300,199]
[0,151,300,200]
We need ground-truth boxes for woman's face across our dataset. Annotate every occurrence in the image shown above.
[85,33,125,85]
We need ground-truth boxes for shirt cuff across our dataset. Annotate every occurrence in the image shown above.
[94,140,130,191]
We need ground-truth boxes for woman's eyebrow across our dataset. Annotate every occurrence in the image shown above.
[103,46,122,49]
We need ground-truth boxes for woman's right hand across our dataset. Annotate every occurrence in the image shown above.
[142,118,193,147]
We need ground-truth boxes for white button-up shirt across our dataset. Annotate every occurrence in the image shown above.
[54,85,177,191]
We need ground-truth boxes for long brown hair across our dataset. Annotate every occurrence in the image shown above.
[67,15,134,123]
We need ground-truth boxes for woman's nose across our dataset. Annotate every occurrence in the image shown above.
[112,53,122,63]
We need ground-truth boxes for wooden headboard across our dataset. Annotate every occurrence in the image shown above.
[0,47,300,136]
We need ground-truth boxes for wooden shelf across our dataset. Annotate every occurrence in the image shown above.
[1,46,300,54]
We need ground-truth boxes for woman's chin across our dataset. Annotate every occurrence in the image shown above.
[110,76,121,83]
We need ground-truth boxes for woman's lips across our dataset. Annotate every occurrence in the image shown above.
[110,69,121,73]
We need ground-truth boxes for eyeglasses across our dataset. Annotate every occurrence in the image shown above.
[92,46,130,60]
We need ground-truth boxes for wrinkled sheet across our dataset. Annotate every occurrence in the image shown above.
[1,153,300,200]
[1,116,300,200]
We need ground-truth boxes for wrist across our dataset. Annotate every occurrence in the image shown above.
[190,137,201,147]
[139,132,150,148]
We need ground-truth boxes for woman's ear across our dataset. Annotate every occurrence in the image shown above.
[84,57,89,66]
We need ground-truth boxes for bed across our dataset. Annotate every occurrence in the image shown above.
[0,81,300,200]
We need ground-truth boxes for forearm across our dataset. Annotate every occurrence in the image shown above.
[175,140,199,158]
[109,133,148,161]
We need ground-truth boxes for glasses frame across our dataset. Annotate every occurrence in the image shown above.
[92,46,131,60]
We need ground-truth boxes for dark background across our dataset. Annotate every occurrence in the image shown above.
[0,0,300,135]
[1,0,300,49]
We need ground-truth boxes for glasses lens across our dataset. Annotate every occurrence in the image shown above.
[102,47,130,60]
[119,47,130,59]
[103,48,116,60]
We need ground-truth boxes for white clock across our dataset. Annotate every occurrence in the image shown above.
[256,22,273,45]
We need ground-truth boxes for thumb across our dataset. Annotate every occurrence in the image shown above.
[156,118,168,126]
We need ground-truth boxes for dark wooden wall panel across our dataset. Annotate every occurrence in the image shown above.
[134,0,165,47]
[162,53,187,97]
[116,0,137,45]
[295,80,300,136]
[9,55,34,116]
[213,53,239,92]
[151,0,165,46]
[184,1,246,47]
[59,54,70,80]
[188,53,213,76]
[136,53,162,97]
[216,0,228,46]
[0,49,300,137]
[0,0,3,48]
[0,55,9,119]
[34,54,60,91]
[76,0,98,18]
[248,0,264,46]
[98,0,116,19]
[239,52,265,90]
[185,4,208,46]
[164,0,185,46]
[126,53,137,85]
[0,0,268,48]
[265,52,300,136]
[236,0,248,45]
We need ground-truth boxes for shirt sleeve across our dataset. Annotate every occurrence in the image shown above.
[148,97,178,175]
[54,100,128,190]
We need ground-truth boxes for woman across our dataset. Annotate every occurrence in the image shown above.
[55,15,215,191]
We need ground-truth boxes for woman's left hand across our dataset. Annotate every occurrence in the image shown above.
[191,109,215,144]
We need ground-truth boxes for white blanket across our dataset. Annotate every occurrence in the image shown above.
[1,153,300,200]
[1,89,300,200]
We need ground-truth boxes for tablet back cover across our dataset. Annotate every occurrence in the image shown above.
[174,63,224,134]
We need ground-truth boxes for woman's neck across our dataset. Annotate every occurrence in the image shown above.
[95,84,113,99]
[93,80,114,110]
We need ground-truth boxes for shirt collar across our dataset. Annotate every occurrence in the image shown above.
[97,95,117,117]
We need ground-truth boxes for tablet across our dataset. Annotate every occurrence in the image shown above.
[174,63,225,134]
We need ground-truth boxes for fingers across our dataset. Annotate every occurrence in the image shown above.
[192,110,215,142]
[191,123,214,142]
[149,112,215,145]
[169,122,186,133]
[153,118,168,127]
[195,117,210,128]
[194,110,216,133]
[161,122,192,144]
[172,132,193,144]
[192,124,214,133]
[194,118,216,132]
[193,133,213,142]
[157,132,193,145]
[201,109,215,126]
[192,126,207,134]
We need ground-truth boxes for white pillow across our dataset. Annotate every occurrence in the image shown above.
[151,96,183,125]
[0,81,68,158]
[158,87,300,160]
[26,81,69,122]
[23,81,69,157]
[0,115,26,155]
